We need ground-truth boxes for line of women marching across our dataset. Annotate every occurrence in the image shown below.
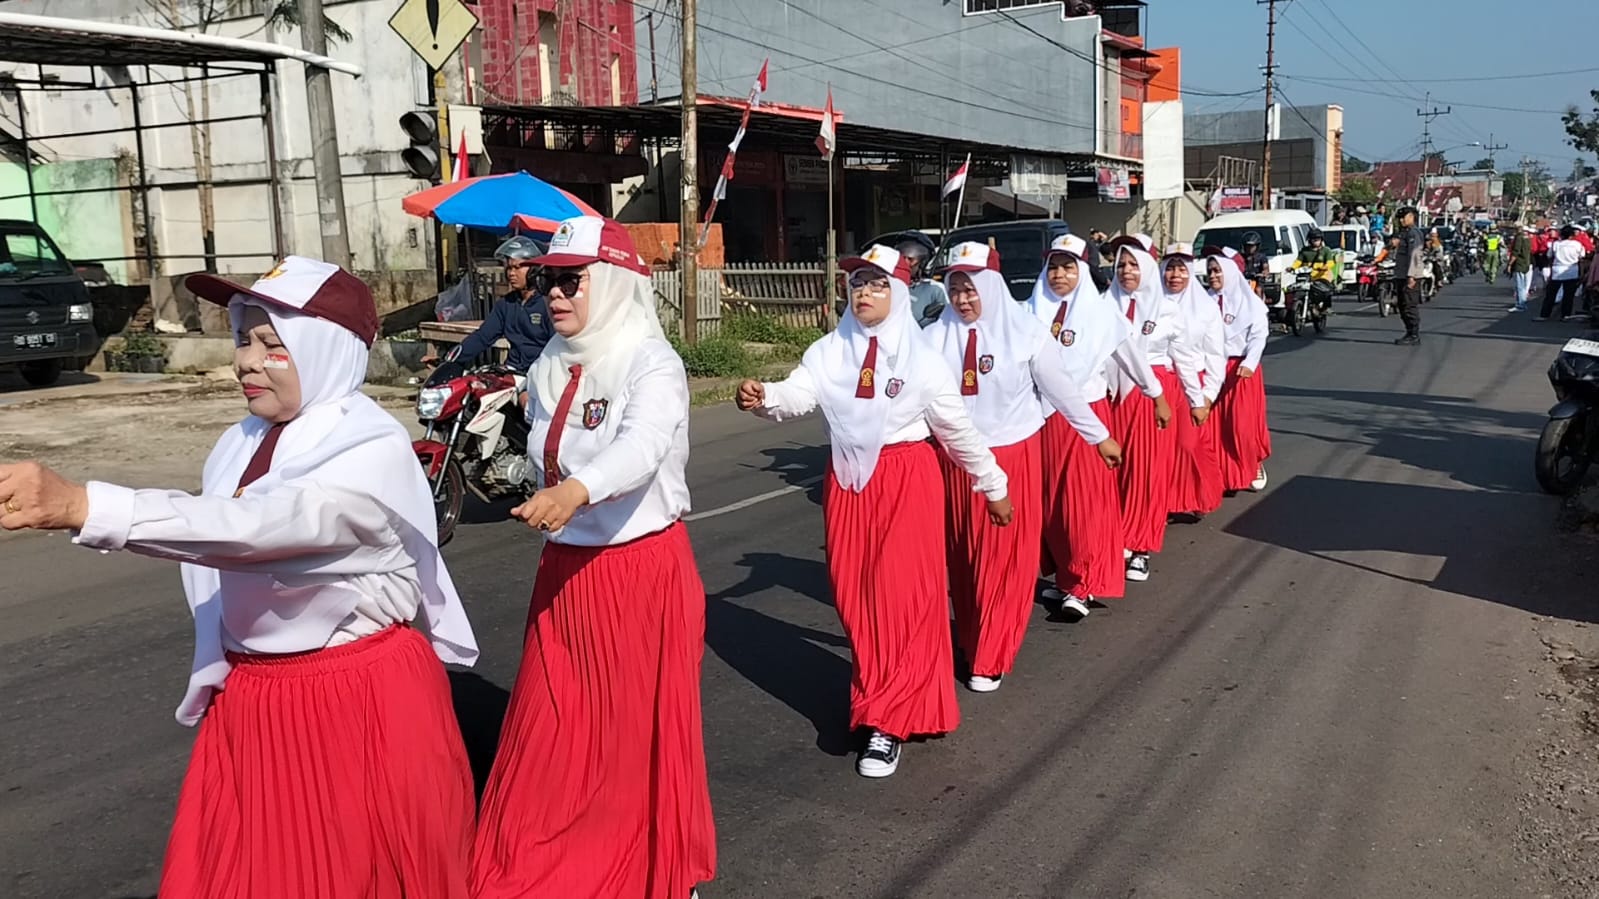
[0,214,1271,898]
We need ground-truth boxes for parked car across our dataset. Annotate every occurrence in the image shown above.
[0,219,99,387]
[1193,209,1318,321]
[932,219,1072,300]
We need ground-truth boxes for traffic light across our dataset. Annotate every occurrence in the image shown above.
[400,111,441,183]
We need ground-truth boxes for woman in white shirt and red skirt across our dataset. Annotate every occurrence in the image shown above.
[1107,238,1208,583]
[736,243,1012,778]
[926,241,1118,688]
[0,257,480,898]
[469,217,715,899]
[1203,247,1272,492]
[1026,234,1166,618]
[1164,244,1228,520]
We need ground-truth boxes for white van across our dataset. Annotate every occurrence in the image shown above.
[1192,209,1318,305]
[1320,224,1376,292]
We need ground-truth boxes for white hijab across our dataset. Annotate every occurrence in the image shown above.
[924,267,1048,447]
[1166,257,1227,399]
[1026,250,1129,387]
[802,266,941,491]
[531,261,666,420]
[1110,246,1162,335]
[175,297,479,725]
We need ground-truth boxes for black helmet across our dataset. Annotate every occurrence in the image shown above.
[493,235,544,263]
[1242,231,1261,247]
[1307,228,1324,242]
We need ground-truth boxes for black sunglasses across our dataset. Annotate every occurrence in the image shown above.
[534,268,586,296]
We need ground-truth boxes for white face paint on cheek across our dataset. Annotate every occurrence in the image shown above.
[263,352,291,370]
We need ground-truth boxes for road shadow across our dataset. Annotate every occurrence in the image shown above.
[0,369,102,394]
[706,552,854,756]
[448,670,511,799]
[1225,474,1595,622]
[757,443,828,503]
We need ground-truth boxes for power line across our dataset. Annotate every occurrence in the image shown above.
[1278,65,1599,85]
[1278,75,1572,115]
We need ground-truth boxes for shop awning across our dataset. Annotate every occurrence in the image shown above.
[0,12,362,75]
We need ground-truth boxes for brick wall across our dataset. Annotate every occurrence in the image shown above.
[476,0,640,106]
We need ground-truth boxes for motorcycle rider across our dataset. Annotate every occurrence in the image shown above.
[1241,234,1271,288]
[895,234,950,328]
[1482,230,1502,284]
[1290,228,1339,286]
[427,236,557,411]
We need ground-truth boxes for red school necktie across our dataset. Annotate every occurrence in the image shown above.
[961,328,979,396]
[233,422,286,497]
[543,364,584,488]
[855,336,878,399]
[1125,297,1137,323]
[1050,301,1069,338]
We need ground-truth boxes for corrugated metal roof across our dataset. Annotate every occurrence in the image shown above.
[0,13,361,75]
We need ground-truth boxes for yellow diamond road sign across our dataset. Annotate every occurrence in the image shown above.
[389,0,479,71]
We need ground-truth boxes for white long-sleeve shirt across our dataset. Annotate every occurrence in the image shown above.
[757,364,1010,501]
[1119,294,1206,406]
[75,480,418,651]
[1221,292,1269,370]
[529,338,691,546]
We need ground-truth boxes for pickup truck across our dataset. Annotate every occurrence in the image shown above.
[0,219,99,387]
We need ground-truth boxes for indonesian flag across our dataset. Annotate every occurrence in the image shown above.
[942,157,969,199]
[816,86,837,159]
[451,130,469,182]
[752,59,769,104]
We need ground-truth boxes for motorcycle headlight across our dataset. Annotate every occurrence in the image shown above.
[416,386,450,420]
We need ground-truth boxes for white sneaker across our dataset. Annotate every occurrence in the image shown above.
[1250,466,1268,491]
[967,674,1003,693]
[1060,595,1091,620]
[857,729,901,778]
[1126,553,1151,582]
[1123,547,1134,560]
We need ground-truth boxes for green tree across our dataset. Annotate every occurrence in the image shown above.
[1502,168,1554,209]
[1342,153,1372,174]
[1562,90,1599,157]
[1336,175,1379,207]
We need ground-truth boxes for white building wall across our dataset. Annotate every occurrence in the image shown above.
[1,0,435,277]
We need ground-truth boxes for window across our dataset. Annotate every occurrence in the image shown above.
[0,228,72,280]
[965,0,1062,14]
[1194,226,1281,256]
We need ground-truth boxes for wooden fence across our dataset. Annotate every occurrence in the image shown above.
[653,262,836,338]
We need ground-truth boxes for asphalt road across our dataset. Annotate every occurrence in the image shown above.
[3,278,1592,898]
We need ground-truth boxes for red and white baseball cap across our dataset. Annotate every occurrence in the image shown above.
[942,241,1001,273]
[1045,234,1089,260]
[1163,241,1196,260]
[841,243,912,284]
[186,256,380,347]
[1103,232,1155,256]
[537,215,649,274]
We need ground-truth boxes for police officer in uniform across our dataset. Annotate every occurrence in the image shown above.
[443,235,556,375]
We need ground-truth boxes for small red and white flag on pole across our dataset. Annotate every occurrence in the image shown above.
[942,155,970,199]
[451,130,469,182]
[816,86,837,159]
[701,58,769,247]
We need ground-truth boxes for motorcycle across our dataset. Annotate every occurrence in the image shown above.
[1354,255,1379,303]
[1535,334,1599,495]
[412,361,534,545]
[1284,269,1334,336]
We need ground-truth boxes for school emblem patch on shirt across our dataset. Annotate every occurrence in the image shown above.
[1058,329,1076,347]
[1142,320,1156,336]
[885,378,904,398]
[581,398,609,429]
[978,354,994,374]
[530,312,543,325]
[1224,313,1236,324]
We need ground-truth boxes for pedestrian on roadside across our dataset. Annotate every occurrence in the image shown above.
[1508,225,1534,312]
[1538,225,1587,322]
[1081,228,1111,292]
[924,241,1119,689]
[469,216,716,899]
[1370,203,1388,238]
[1161,244,1227,522]
[1392,206,1427,345]
[1107,237,1202,583]
[736,242,1013,779]
[1027,233,1168,620]
[0,256,481,898]
[1203,248,1273,492]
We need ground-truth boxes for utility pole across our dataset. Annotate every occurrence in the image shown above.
[679,0,699,344]
[1258,0,1277,209]
[1520,156,1534,224]
[298,0,351,268]
[1415,92,1451,213]
[1483,133,1508,170]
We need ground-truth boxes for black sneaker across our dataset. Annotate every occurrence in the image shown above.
[857,729,901,778]
[1126,553,1150,582]
[1393,334,1420,346]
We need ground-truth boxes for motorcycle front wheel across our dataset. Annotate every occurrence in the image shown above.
[1534,413,1593,495]
[431,457,466,546]
[1288,296,1305,336]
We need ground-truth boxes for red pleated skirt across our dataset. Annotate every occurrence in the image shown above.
[825,441,960,740]
[940,432,1043,678]
[1216,358,1272,491]
[1040,402,1125,599]
[160,624,475,899]
[1170,370,1225,517]
[1115,367,1181,554]
[470,523,715,899]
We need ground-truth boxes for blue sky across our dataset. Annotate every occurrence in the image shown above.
[1149,0,1599,176]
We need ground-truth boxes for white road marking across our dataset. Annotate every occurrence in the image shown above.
[684,475,825,522]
